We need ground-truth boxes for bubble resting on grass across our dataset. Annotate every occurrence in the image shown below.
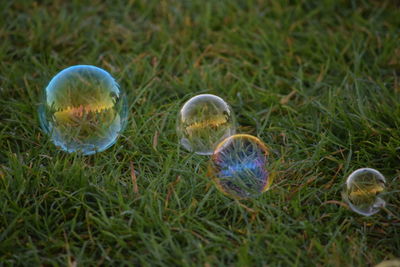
[39,65,128,155]
[177,94,236,155]
[208,134,271,198]
[342,168,386,216]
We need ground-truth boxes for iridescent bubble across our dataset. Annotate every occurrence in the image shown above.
[38,65,128,155]
[208,134,271,198]
[177,94,236,155]
[342,168,386,216]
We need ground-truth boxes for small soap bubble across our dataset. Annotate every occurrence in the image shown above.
[208,134,271,198]
[177,94,236,155]
[342,168,386,216]
[39,65,128,155]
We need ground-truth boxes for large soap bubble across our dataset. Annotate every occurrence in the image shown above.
[39,65,128,155]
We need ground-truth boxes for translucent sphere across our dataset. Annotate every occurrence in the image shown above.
[208,134,271,198]
[342,168,386,216]
[177,94,236,155]
[39,65,128,155]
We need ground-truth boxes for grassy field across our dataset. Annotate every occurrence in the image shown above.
[1,0,399,265]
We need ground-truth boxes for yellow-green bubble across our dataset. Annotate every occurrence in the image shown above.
[342,168,386,216]
[177,94,236,155]
[39,65,128,155]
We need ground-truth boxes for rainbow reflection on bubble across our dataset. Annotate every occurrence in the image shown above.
[209,134,271,198]
[38,65,128,155]
[342,168,386,216]
[177,94,236,155]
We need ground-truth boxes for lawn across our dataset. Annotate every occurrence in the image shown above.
[1,0,399,265]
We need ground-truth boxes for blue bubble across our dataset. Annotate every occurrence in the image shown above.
[209,134,271,198]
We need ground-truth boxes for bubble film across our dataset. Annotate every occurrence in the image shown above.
[209,134,270,198]
[342,168,386,216]
[177,94,236,155]
[39,65,128,155]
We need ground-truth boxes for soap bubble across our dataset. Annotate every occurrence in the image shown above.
[177,94,236,155]
[208,134,271,198]
[342,168,386,216]
[39,65,128,155]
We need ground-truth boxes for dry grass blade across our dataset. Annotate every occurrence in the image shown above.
[130,161,139,195]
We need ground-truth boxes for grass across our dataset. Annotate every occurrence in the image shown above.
[1,0,399,265]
